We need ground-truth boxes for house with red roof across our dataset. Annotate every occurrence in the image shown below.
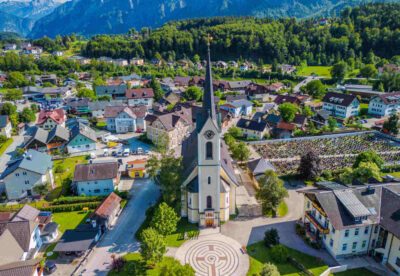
[92,192,122,232]
[126,88,154,108]
[36,109,66,130]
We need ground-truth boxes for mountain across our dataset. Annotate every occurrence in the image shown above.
[29,0,399,38]
[0,0,66,36]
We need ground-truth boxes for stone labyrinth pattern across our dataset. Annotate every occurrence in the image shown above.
[185,240,240,276]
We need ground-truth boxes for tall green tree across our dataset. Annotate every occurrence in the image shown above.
[77,88,96,100]
[3,89,23,102]
[278,103,298,122]
[140,228,166,264]
[150,77,164,101]
[353,161,382,183]
[298,151,322,180]
[301,80,326,99]
[256,170,288,216]
[353,150,384,169]
[150,203,180,236]
[20,107,36,123]
[231,142,250,162]
[331,62,348,81]
[383,114,399,135]
[183,86,202,101]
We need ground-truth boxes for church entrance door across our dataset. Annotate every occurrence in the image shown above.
[205,211,214,227]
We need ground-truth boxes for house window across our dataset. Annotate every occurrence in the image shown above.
[306,201,310,208]
[332,226,335,234]
[362,240,367,248]
[25,180,29,184]
[374,226,379,234]
[208,177,211,185]
[23,171,27,175]
[345,230,349,237]
[189,197,191,206]
[206,142,213,160]
[94,189,100,193]
[15,173,20,177]
[81,188,84,191]
[352,242,357,250]
[329,239,333,247]
[355,228,359,236]
[364,226,369,235]
[371,239,375,248]
[206,196,212,209]
[342,243,347,251]
[396,257,400,267]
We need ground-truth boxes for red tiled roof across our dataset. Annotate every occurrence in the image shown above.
[104,105,147,118]
[37,108,66,125]
[126,88,154,99]
[277,121,296,131]
[94,192,121,219]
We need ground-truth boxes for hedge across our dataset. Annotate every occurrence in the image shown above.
[39,202,102,212]
[52,196,106,205]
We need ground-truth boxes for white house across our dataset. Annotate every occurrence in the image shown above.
[220,99,253,118]
[0,115,12,138]
[126,88,154,108]
[301,183,400,264]
[322,92,360,119]
[368,92,400,117]
[73,162,120,196]
[104,105,147,133]
[1,150,54,200]
[236,118,269,139]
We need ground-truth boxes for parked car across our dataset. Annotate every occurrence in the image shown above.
[103,149,109,157]
[137,147,144,155]
[90,152,97,159]
[117,150,123,157]
[123,148,130,157]
[44,261,57,274]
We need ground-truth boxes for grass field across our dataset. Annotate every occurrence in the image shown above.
[0,138,13,156]
[108,254,192,276]
[247,242,328,276]
[388,171,400,178]
[52,211,91,233]
[164,219,200,247]
[47,156,87,200]
[297,66,332,78]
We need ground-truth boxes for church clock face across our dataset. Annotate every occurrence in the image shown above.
[204,130,215,140]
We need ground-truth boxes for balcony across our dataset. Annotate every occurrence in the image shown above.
[305,211,330,234]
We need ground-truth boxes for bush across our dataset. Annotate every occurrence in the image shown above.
[260,263,280,276]
[52,196,105,205]
[54,165,65,174]
[264,228,280,247]
[40,202,101,212]
[111,256,126,272]
[295,224,306,236]
[270,245,288,263]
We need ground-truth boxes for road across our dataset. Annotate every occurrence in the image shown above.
[74,178,160,276]
[293,76,322,93]
[0,135,24,174]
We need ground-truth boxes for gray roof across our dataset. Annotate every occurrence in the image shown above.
[1,150,52,179]
[11,205,40,222]
[237,118,268,132]
[0,220,38,251]
[54,226,98,252]
[0,258,40,276]
[47,125,70,143]
[228,80,252,89]
[69,123,97,143]
[334,190,372,218]
[88,100,125,111]
[95,84,127,96]
[380,186,400,239]
[248,158,275,176]
[322,92,358,107]
[73,162,119,182]
[230,99,253,108]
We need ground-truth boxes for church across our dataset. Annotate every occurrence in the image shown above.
[180,44,239,227]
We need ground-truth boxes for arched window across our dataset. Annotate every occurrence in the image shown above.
[206,196,212,209]
[208,177,211,184]
[206,142,213,160]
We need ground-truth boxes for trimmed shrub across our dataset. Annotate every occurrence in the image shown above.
[264,228,280,247]
[260,263,280,276]
[270,245,288,263]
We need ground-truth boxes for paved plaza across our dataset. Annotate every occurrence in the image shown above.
[175,231,249,276]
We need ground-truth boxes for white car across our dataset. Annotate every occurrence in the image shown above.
[103,149,109,157]
[90,152,97,159]
[123,148,130,157]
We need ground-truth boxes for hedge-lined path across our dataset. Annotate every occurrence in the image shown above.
[73,178,160,276]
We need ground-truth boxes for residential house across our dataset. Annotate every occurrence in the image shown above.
[119,73,143,87]
[88,100,125,118]
[65,98,90,115]
[274,121,296,138]
[0,258,42,276]
[368,92,400,117]
[293,114,307,130]
[0,115,12,138]
[36,108,67,130]
[310,110,331,128]
[266,82,286,93]
[225,94,247,102]
[104,106,147,133]
[54,223,100,256]
[1,149,54,200]
[3,43,17,51]
[220,109,234,129]
[322,92,360,119]
[73,162,120,196]
[34,74,58,86]
[21,46,43,56]
[24,126,69,153]
[278,64,296,74]
[95,84,127,100]
[68,56,91,65]
[300,183,400,261]
[145,107,193,149]
[52,51,63,57]
[126,159,147,178]
[378,64,400,75]
[22,86,73,100]
[113,58,128,67]
[227,80,252,92]
[236,118,269,139]
[126,88,154,108]
[130,58,144,66]
[274,95,301,106]
[215,61,228,69]
[220,99,253,118]
[174,76,191,87]
[66,123,97,154]
[91,192,122,232]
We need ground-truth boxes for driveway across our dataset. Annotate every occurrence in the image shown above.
[293,76,322,93]
[0,135,24,173]
[221,184,338,266]
[74,178,160,276]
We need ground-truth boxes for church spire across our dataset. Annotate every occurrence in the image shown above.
[202,35,216,121]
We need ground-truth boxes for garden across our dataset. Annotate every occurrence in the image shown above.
[0,136,13,156]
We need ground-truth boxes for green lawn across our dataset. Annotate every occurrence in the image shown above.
[297,66,332,78]
[333,268,378,276]
[47,156,87,200]
[0,138,13,156]
[108,253,192,276]
[164,219,200,247]
[247,242,328,276]
[52,211,91,233]
[44,243,59,260]
[388,171,400,178]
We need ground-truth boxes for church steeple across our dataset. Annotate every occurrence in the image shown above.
[202,36,216,121]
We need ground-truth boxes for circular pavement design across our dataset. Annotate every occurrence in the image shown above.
[175,234,249,276]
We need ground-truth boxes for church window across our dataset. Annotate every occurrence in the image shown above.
[208,177,211,184]
[206,196,212,209]
[206,142,213,159]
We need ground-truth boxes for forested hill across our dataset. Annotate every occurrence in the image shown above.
[80,3,400,65]
[29,0,398,38]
